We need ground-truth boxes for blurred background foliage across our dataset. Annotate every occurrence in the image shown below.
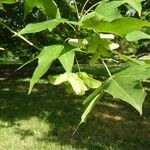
[0,0,149,63]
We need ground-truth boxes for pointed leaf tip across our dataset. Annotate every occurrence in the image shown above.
[29,45,64,93]
[105,65,150,115]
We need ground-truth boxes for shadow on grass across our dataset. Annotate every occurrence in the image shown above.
[0,77,150,150]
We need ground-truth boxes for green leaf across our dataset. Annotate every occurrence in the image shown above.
[89,49,101,65]
[79,80,109,125]
[80,12,103,27]
[95,1,124,21]
[0,0,16,9]
[65,20,81,26]
[49,72,101,95]
[48,73,88,95]
[87,36,113,64]
[87,35,100,53]
[89,48,113,65]
[83,79,110,105]
[78,72,101,89]
[67,73,88,95]
[126,30,150,41]
[29,45,64,94]
[0,3,3,9]
[79,95,100,125]
[124,0,144,16]
[105,64,150,115]
[95,0,144,19]
[65,84,74,94]
[0,0,16,3]
[19,19,62,34]
[119,54,143,65]
[48,73,67,85]
[80,64,150,124]
[82,17,150,37]
[24,0,60,19]
[113,51,143,65]
[58,45,75,72]
[81,1,145,26]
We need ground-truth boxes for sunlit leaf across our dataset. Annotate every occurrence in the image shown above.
[0,3,3,9]
[68,73,88,95]
[120,55,143,65]
[65,20,81,26]
[80,95,100,124]
[113,51,143,65]
[0,0,16,4]
[78,72,101,89]
[24,0,60,18]
[124,0,144,16]
[95,0,144,20]
[95,1,124,21]
[81,64,150,125]
[83,79,110,105]
[48,73,68,85]
[0,0,16,9]
[58,45,75,72]
[105,64,150,115]
[89,49,101,65]
[19,19,62,34]
[29,45,64,94]
[49,71,101,95]
[82,17,150,37]
[80,12,102,27]
[87,35,100,53]
[87,36,113,64]
[126,30,150,41]
[48,72,88,95]
[80,81,109,125]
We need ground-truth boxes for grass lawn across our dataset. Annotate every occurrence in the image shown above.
[0,67,150,150]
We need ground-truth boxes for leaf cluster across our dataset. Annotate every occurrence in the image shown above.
[1,0,150,129]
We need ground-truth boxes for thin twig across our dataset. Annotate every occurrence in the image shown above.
[75,57,81,72]
[0,21,41,51]
[74,0,80,19]
[80,2,100,20]
[64,21,77,33]
[80,0,90,17]
[103,58,120,64]
[15,56,38,71]
[101,59,112,77]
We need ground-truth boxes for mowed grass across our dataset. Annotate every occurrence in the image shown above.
[0,74,150,150]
